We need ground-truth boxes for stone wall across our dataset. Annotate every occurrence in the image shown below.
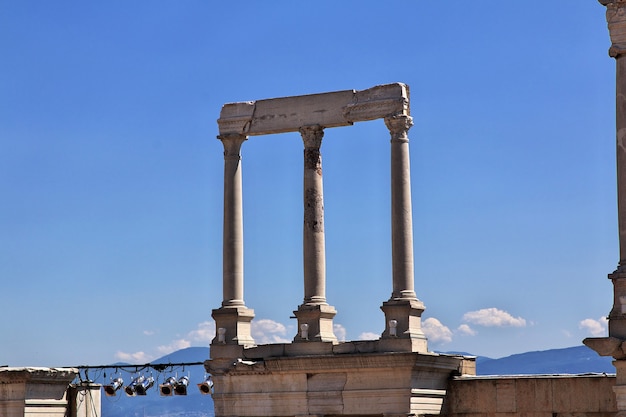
[0,367,100,417]
[439,374,617,417]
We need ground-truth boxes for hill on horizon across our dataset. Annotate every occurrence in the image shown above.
[475,345,614,375]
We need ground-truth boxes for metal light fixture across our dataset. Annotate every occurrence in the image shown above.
[197,375,213,395]
[125,375,145,397]
[135,375,155,395]
[159,376,177,396]
[103,377,124,397]
[174,376,189,395]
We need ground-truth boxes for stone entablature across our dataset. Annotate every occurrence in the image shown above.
[217,83,410,136]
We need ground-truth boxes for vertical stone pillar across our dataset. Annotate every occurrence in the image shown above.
[293,125,337,343]
[379,115,427,352]
[211,133,255,348]
[587,4,626,417]
[601,0,626,341]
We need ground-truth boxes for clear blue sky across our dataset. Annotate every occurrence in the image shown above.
[0,1,616,366]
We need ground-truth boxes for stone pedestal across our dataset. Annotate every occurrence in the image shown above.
[293,304,337,343]
[610,270,626,339]
[211,305,255,347]
[380,299,428,352]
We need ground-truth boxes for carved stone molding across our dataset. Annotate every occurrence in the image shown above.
[299,125,324,150]
[600,0,626,57]
[385,115,413,142]
[218,133,247,160]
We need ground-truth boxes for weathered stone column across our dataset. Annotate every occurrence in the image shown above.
[293,125,337,343]
[586,2,626,415]
[211,133,255,348]
[379,115,427,352]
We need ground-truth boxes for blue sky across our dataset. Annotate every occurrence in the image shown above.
[0,1,617,366]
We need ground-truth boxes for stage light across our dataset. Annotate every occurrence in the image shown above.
[159,376,177,396]
[125,376,144,397]
[103,377,124,397]
[135,376,155,395]
[174,376,189,396]
[197,375,213,395]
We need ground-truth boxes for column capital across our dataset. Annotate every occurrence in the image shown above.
[218,133,247,159]
[384,115,413,142]
[299,125,324,149]
[600,0,626,57]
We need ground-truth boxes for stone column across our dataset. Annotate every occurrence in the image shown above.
[379,115,427,352]
[293,125,337,343]
[586,3,626,416]
[211,133,255,349]
[602,1,626,341]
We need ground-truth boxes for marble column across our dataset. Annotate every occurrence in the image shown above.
[211,133,255,348]
[379,115,427,352]
[293,125,337,343]
[586,2,626,415]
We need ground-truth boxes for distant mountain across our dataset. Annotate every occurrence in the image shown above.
[475,345,615,375]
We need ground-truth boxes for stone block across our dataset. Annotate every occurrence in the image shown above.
[243,343,286,359]
[284,341,334,357]
[218,83,410,136]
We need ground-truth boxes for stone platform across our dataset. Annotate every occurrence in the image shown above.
[206,341,475,417]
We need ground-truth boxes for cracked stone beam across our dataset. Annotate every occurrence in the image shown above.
[217,83,410,136]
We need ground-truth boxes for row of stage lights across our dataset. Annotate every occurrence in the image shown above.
[104,374,213,397]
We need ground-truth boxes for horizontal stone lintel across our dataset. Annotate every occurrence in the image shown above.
[217,83,410,136]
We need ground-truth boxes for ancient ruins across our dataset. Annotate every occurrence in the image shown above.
[4,3,626,417]
[205,83,474,417]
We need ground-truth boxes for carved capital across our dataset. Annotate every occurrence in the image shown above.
[218,134,247,160]
[299,125,324,149]
[384,115,413,142]
[600,0,626,57]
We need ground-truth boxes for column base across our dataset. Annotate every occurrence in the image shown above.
[380,298,427,352]
[609,270,626,339]
[211,305,255,347]
[293,304,337,343]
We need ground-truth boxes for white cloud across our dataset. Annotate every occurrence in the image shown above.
[157,338,191,355]
[579,317,608,337]
[143,330,155,336]
[251,319,291,344]
[462,308,527,327]
[334,324,347,342]
[456,324,477,336]
[422,318,453,344]
[114,351,154,363]
[188,321,216,343]
[358,331,380,341]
